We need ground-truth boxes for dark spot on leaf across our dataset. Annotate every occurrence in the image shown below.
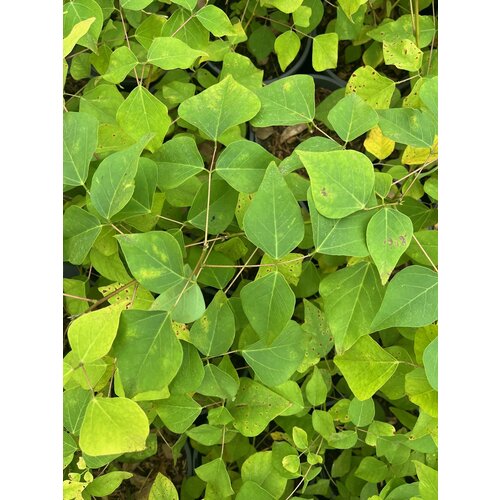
[320,188,328,197]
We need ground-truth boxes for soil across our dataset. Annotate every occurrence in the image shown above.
[64,74,89,97]
[106,433,189,499]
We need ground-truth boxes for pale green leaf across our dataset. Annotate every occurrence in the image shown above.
[63,206,102,265]
[355,457,388,483]
[120,0,153,10]
[312,33,339,71]
[275,31,301,72]
[103,46,138,84]
[306,366,328,406]
[414,461,438,500]
[68,305,123,364]
[63,112,99,187]
[149,472,179,500]
[334,335,399,400]
[366,208,414,284]
[112,310,183,400]
[147,37,206,70]
[63,387,93,435]
[383,39,423,71]
[346,66,395,109]
[79,397,149,456]
[423,337,438,391]
[327,93,378,142]
[252,75,315,127]
[84,471,133,496]
[195,458,234,497]
[243,163,304,259]
[178,75,261,141]
[298,150,375,219]
[197,363,239,400]
[338,0,368,18]
[196,5,235,37]
[63,17,96,57]
[116,87,171,153]
[63,0,103,53]
[155,394,202,433]
[370,265,438,331]
[220,52,264,91]
[405,368,438,417]
[348,397,375,427]
[419,76,438,120]
[241,451,287,498]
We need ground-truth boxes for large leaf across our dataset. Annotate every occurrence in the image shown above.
[334,335,399,400]
[377,108,437,148]
[240,271,296,343]
[242,321,306,386]
[308,191,370,256]
[178,75,261,141]
[370,265,438,331]
[116,87,171,153]
[345,66,395,109]
[189,291,235,356]
[298,150,375,219]
[63,112,99,187]
[112,311,183,400]
[79,397,149,455]
[243,163,304,259]
[68,305,123,364]
[116,231,185,294]
[216,140,276,193]
[327,93,379,142]
[414,461,438,500]
[63,206,102,265]
[152,136,205,191]
[366,208,414,284]
[251,75,315,127]
[147,37,206,70]
[90,136,150,220]
[319,262,384,354]
[229,378,291,436]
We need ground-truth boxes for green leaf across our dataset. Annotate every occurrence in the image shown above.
[378,108,437,148]
[135,14,167,49]
[120,0,153,10]
[312,410,335,441]
[171,0,197,11]
[152,136,204,191]
[414,461,438,500]
[197,363,239,400]
[298,150,375,219]
[102,46,138,84]
[264,0,303,13]
[116,87,171,153]
[63,112,99,187]
[79,84,124,124]
[241,451,287,497]
[68,305,123,364]
[147,37,206,70]
[195,458,234,497]
[383,39,423,71]
[63,17,96,57]
[320,262,384,354]
[63,0,103,53]
[187,178,238,234]
[275,31,301,72]
[366,208,414,284]
[64,387,93,435]
[338,0,368,19]
[306,366,328,406]
[346,66,395,109]
[84,471,133,496]
[220,52,264,91]
[63,206,102,265]
[90,136,150,219]
[308,191,370,257]
[334,335,399,400]
[327,93,379,142]
[355,457,388,483]
[169,342,204,394]
[79,397,149,455]
[216,140,276,193]
[116,231,185,294]
[252,75,315,127]
[242,321,306,386]
[195,5,235,37]
[178,75,261,141]
[405,368,438,417]
[190,291,235,356]
[330,430,358,449]
[348,397,375,427]
[243,163,304,259]
[420,76,438,120]
[236,482,275,500]
[240,271,296,343]
[423,337,438,391]
[155,394,202,433]
[370,265,438,331]
[312,33,339,71]
[230,378,291,436]
[149,472,179,500]
[112,311,183,400]
[255,253,303,286]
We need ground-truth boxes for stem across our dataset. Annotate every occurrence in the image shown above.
[412,234,438,273]
[204,143,218,248]
[204,253,311,269]
[118,8,141,87]
[80,364,95,396]
[224,247,259,294]
[83,280,137,314]
[63,293,96,303]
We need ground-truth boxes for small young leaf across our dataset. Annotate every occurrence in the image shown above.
[84,471,133,497]
[149,472,179,500]
[366,208,414,284]
[348,397,375,427]
[312,33,339,71]
[364,126,396,160]
[370,265,438,331]
[195,458,234,497]
[155,394,202,434]
[147,37,206,70]
[355,457,388,483]
[305,366,328,406]
[292,427,309,450]
[423,337,438,391]
[80,397,149,456]
[63,206,102,265]
[243,163,304,259]
[103,46,138,84]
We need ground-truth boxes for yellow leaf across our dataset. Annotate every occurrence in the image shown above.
[364,126,395,160]
[402,136,438,165]
[63,17,96,58]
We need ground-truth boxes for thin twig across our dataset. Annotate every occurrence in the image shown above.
[412,234,438,273]
[118,7,141,87]
[204,143,218,248]
[224,247,259,294]
[63,293,96,303]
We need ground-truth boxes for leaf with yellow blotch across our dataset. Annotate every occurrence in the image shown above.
[402,137,438,165]
[364,126,395,160]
